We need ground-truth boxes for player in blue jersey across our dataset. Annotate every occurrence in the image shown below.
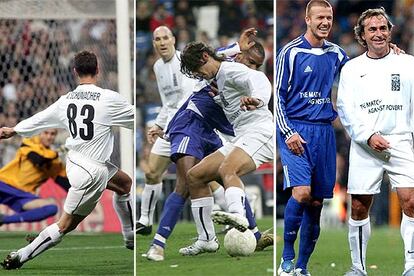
[276,1,348,275]
[145,29,272,261]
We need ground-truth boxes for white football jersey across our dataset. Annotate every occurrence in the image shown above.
[14,84,134,162]
[153,50,197,129]
[337,52,414,144]
[214,61,273,136]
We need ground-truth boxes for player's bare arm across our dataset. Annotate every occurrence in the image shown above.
[239,96,264,111]
[147,125,164,144]
[286,133,307,155]
[0,127,17,139]
[239,27,257,51]
[368,133,390,152]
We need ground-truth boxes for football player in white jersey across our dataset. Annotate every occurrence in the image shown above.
[179,41,274,249]
[137,26,198,235]
[0,51,134,270]
[337,8,414,276]
[138,26,231,236]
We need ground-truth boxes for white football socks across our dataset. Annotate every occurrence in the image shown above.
[139,183,162,226]
[191,197,216,241]
[113,192,134,244]
[225,186,246,216]
[212,185,227,211]
[401,212,414,271]
[18,223,63,263]
[348,217,370,273]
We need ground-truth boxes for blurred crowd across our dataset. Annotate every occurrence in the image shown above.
[0,19,119,167]
[276,0,414,222]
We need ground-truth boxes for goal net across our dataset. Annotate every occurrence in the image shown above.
[0,0,133,233]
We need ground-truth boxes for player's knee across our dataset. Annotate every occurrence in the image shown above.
[118,177,132,195]
[401,197,414,217]
[217,163,234,183]
[351,199,369,219]
[145,169,162,183]
[187,167,205,189]
[292,188,312,204]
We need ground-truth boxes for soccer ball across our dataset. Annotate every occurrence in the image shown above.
[224,228,256,257]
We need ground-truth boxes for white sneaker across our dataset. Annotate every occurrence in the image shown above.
[211,211,248,232]
[294,268,311,276]
[277,258,295,276]
[179,237,219,256]
[403,267,414,276]
[344,265,367,276]
[146,244,164,261]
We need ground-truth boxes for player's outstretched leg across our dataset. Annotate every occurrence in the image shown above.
[179,197,219,256]
[278,196,305,276]
[146,192,186,261]
[211,187,249,232]
[2,223,63,270]
[0,205,57,225]
[295,202,323,276]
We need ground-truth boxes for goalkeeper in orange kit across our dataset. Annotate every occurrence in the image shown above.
[0,129,69,226]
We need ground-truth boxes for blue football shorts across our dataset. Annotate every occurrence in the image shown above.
[169,110,223,163]
[277,121,336,199]
[0,181,39,211]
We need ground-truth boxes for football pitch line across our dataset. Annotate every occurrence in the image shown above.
[0,245,124,252]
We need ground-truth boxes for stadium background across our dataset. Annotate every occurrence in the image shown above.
[276,0,414,227]
[136,0,274,226]
[0,0,134,234]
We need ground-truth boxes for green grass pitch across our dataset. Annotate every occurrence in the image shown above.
[137,217,274,276]
[0,232,133,275]
[276,226,405,276]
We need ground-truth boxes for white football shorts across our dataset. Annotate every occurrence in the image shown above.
[150,137,170,157]
[348,133,414,194]
[218,129,274,168]
[64,151,109,216]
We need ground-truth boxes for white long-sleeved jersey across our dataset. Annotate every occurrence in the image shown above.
[14,84,134,163]
[214,61,273,136]
[337,52,414,144]
[153,50,197,129]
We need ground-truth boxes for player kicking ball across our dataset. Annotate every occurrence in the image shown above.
[179,41,274,250]
[0,50,134,270]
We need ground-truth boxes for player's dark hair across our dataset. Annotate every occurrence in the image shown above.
[248,38,265,66]
[354,7,393,47]
[306,0,332,17]
[74,51,98,77]
[180,42,225,79]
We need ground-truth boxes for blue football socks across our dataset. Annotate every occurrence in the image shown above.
[296,204,323,269]
[153,192,185,248]
[245,199,261,241]
[283,196,305,261]
[2,205,57,224]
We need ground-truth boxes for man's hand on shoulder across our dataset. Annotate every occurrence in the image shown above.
[0,127,16,139]
[389,43,405,55]
[286,133,307,155]
[147,125,164,144]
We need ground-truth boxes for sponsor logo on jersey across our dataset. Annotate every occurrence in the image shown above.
[391,74,400,91]
[304,65,313,73]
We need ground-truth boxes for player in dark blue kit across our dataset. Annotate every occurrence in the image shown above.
[145,30,273,261]
[276,1,348,275]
